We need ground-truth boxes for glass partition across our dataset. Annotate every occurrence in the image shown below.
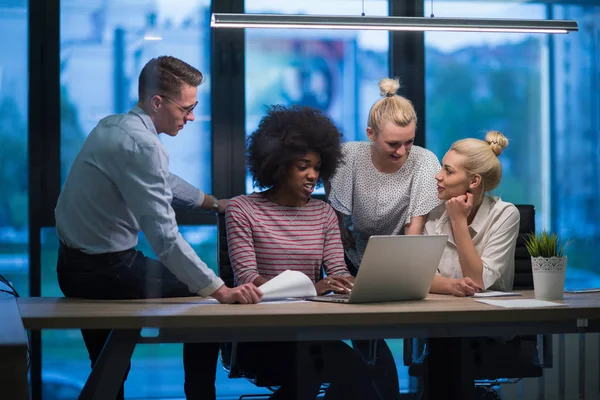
[41,225,235,399]
[60,0,212,190]
[424,1,600,288]
[244,0,390,194]
[0,0,29,297]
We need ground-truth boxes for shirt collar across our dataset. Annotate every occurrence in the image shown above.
[434,195,494,241]
[469,195,493,234]
[130,105,158,136]
[435,208,453,243]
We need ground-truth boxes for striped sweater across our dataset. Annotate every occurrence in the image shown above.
[225,192,351,285]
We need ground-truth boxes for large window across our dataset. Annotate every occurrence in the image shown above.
[550,4,600,288]
[60,0,212,189]
[242,1,410,392]
[47,1,223,399]
[425,1,600,288]
[0,1,28,297]
[425,2,547,213]
[244,0,390,193]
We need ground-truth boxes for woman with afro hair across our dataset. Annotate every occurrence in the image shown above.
[225,105,378,400]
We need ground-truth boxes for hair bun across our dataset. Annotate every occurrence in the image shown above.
[378,77,401,98]
[484,131,508,156]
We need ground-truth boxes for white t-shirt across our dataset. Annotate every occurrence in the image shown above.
[424,196,520,291]
[329,142,441,267]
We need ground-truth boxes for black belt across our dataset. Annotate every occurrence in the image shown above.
[59,241,134,260]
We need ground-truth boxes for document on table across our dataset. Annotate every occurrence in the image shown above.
[259,269,317,301]
[194,270,317,304]
[194,298,220,304]
[193,297,308,305]
[260,298,309,304]
[564,288,600,294]
[475,299,566,308]
[473,291,521,298]
[195,270,317,304]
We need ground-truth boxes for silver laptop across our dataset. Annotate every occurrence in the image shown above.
[306,235,448,304]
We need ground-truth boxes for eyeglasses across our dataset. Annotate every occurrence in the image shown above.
[159,94,198,116]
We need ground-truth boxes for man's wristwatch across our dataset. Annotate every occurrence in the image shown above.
[211,195,219,211]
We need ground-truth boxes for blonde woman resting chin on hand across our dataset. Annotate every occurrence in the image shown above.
[424,131,520,297]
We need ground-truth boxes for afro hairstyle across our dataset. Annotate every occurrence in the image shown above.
[247,105,343,189]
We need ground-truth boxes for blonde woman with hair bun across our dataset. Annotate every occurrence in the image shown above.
[326,77,441,399]
[327,77,441,268]
[422,132,521,400]
[424,130,520,296]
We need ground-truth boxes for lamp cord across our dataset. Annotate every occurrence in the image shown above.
[431,0,435,17]
[361,0,365,16]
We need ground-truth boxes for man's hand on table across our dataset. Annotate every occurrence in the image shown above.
[211,283,263,304]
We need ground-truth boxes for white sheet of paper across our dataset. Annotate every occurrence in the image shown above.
[260,298,309,304]
[194,298,220,304]
[475,299,566,308]
[259,270,317,301]
[474,291,521,298]
[193,297,308,305]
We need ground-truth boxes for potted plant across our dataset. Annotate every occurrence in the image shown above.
[524,231,569,300]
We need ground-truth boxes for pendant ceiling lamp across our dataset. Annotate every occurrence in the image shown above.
[210,13,578,34]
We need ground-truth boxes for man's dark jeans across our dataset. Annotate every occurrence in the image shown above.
[56,242,219,400]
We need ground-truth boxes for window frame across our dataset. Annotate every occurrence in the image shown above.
[27,0,425,395]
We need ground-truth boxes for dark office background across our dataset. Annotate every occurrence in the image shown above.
[0,0,598,398]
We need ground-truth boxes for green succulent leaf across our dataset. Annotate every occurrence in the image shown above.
[524,230,570,258]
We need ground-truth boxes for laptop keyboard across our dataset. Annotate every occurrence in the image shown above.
[326,293,350,299]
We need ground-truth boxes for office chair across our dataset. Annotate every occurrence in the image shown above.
[403,205,553,397]
[218,213,391,399]
[217,214,283,399]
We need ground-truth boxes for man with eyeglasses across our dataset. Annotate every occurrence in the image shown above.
[54,55,263,400]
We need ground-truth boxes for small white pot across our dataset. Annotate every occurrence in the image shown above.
[531,256,567,300]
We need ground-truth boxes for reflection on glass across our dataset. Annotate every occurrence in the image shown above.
[426,2,546,211]
[551,5,600,289]
[42,225,257,399]
[245,1,390,194]
[57,2,218,393]
[60,0,212,191]
[0,1,28,297]
[425,1,600,288]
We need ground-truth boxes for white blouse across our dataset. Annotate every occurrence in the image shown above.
[424,196,520,291]
[329,142,441,267]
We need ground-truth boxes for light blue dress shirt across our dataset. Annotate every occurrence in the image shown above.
[55,106,224,297]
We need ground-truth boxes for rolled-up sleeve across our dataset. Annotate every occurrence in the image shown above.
[481,207,520,290]
[115,143,223,297]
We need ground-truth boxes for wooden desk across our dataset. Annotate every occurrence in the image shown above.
[17,291,600,400]
[1,293,29,400]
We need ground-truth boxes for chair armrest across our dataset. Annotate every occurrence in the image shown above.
[366,340,378,365]
[403,338,414,366]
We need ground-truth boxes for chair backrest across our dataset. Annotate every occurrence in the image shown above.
[216,213,240,376]
[217,213,235,288]
[217,213,283,385]
[513,205,535,290]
